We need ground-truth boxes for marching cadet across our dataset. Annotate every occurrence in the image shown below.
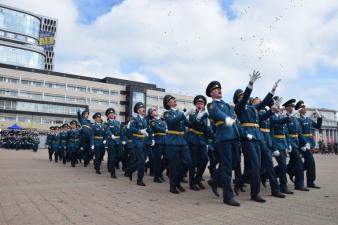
[295,100,322,189]
[144,110,155,176]
[163,95,192,194]
[122,117,134,175]
[283,99,309,191]
[186,95,209,191]
[52,126,62,163]
[91,112,105,174]
[126,102,148,186]
[77,108,94,167]
[67,120,81,167]
[60,124,69,164]
[104,108,122,178]
[270,97,294,194]
[254,96,286,198]
[233,71,281,203]
[206,81,241,206]
[148,107,167,183]
[46,126,54,161]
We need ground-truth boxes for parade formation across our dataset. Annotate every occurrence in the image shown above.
[45,71,323,206]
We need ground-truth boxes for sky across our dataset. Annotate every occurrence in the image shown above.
[3,0,338,109]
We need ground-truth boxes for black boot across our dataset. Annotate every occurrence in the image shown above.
[207,179,219,197]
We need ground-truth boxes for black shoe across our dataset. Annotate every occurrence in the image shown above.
[190,184,200,191]
[207,179,219,197]
[84,163,88,167]
[281,190,294,194]
[149,172,154,177]
[177,184,186,192]
[251,196,266,203]
[159,175,165,182]
[137,181,146,186]
[170,187,179,194]
[295,187,310,191]
[197,182,205,190]
[111,174,117,179]
[261,178,267,188]
[153,179,162,183]
[307,184,320,189]
[240,187,246,192]
[181,178,188,183]
[71,164,75,167]
[96,171,101,174]
[272,192,286,198]
[233,181,240,196]
[223,198,240,207]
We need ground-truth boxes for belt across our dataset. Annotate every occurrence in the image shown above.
[167,130,184,135]
[260,128,270,133]
[61,140,66,143]
[95,136,103,139]
[108,136,120,139]
[70,139,79,142]
[241,123,259,128]
[128,140,133,143]
[274,135,286,139]
[154,132,166,136]
[52,141,58,143]
[288,134,298,138]
[215,121,224,127]
[189,128,204,135]
[82,125,92,129]
[303,133,312,137]
[133,133,145,138]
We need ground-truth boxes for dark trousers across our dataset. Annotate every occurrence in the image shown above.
[274,150,288,192]
[107,145,119,175]
[94,145,105,172]
[69,149,78,166]
[81,134,91,165]
[48,147,54,161]
[166,144,192,189]
[154,144,165,180]
[188,144,208,185]
[260,142,280,194]
[302,149,316,186]
[240,140,261,198]
[127,141,145,182]
[144,144,155,174]
[287,148,304,188]
[232,141,242,180]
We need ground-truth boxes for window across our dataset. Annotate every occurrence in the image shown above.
[21,79,43,86]
[0,88,17,97]
[91,88,109,95]
[110,90,118,96]
[45,82,66,89]
[19,91,43,100]
[67,84,87,92]
[109,101,118,107]
[91,99,109,106]
[0,113,16,122]
[66,96,87,104]
[0,100,14,109]
[0,75,19,83]
[147,95,158,102]
[44,94,65,102]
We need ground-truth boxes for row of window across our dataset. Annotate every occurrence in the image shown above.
[0,88,118,106]
[0,113,73,125]
[0,75,119,96]
[146,95,193,105]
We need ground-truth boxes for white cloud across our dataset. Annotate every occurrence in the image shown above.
[2,0,338,108]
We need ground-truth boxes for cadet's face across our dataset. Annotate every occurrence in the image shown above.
[211,88,222,99]
[195,102,205,111]
[138,107,146,115]
[95,117,101,123]
[168,99,177,108]
[83,112,89,118]
[108,113,115,119]
[286,105,293,113]
[151,109,158,117]
[252,98,261,106]
[299,106,306,114]
[71,124,76,129]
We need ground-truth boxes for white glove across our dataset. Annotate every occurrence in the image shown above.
[287,145,292,153]
[140,129,149,137]
[80,147,84,150]
[151,140,155,147]
[196,110,207,121]
[272,150,280,157]
[271,79,281,95]
[225,117,236,126]
[184,108,195,117]
[46,145,49,148]
[111,134,117,139]
[301,146,307,152]
[103,140,106,145]
[315,109,321,117]
[246,134,253,140]
[305,143,311,150]
[91,145,94,150]
[248,70,261,87]
[122,141,126,145]
[273,97,283,108]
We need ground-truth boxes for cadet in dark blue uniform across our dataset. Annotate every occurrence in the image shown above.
[92,112,105,175]
[233,71,281,203]
[67,121,81,167]
[186,95,209,191]
[52,126,61,163]
[206,81,241,206]
[144,110,155,176]
[163,95,192,194]
[77,109,94,167]
[269,97,294,194]
[283,99,309,191]
[296,100,322,189]
[104,108,122,178]
[46,126,54,161]
[126,102,148,186]
[148,107,167,183]
[60,124,68,164]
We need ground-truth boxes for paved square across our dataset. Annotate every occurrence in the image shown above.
[0,149,337,225]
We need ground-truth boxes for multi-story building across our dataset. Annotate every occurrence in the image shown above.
[0,63,194,130]
[0,4,57,70]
